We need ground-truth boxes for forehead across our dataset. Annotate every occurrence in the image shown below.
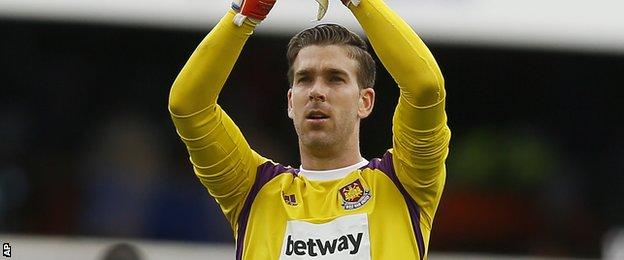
[293,45,358,75]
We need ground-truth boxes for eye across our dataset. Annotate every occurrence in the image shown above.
[296,77,311,84]
[329,76,345,83]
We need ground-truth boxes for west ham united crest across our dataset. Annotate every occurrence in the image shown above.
[339,179,371,210]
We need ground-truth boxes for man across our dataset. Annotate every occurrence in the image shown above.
[168,0,450,259]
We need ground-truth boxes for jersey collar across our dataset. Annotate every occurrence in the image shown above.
[299,158,369,181]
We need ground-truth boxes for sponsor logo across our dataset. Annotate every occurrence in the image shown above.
[339,179,371,210]
[282,192,298,206]
[280,213,371,259]
[284,233,363,256]
[2,242,10,257]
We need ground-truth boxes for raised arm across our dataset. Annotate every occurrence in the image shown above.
[347,0,451,229]
[168,11,267,231]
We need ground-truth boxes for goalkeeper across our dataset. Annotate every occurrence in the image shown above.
[169,0,450,259]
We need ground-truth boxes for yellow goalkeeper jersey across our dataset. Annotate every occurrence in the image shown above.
[168,0,450,259]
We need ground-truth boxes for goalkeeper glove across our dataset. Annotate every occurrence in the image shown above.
[315,0,361,21]
[341,0,361,7]
[315,0,328,21]
[231,0,277,26]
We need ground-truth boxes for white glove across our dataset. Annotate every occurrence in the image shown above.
[315,0,329,20]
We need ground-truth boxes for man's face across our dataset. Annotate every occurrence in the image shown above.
[288,45,375,150]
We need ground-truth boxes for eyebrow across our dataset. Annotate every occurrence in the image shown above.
[326,68,349,77]
[294,69,312,78]
[294,68,349,78]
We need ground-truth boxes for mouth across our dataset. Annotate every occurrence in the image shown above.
[305,110,330,123]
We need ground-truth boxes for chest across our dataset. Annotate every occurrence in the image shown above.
[242,172,418,259]
[265,172,408,218]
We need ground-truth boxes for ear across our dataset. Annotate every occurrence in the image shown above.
[287,88,294,119]
[357,88,375,119]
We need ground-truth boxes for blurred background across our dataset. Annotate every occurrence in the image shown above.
[1,0,623,259]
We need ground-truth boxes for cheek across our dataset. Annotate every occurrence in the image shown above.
[341,92,361,113]
[335,101,360,122]
[290,92,307,116]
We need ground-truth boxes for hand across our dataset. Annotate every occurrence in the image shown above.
[314,0,360,21]
[231,0,277,26]
[315,0,328,21]
[341,0,361,7]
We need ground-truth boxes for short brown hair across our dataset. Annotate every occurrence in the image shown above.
[287,24,376,89]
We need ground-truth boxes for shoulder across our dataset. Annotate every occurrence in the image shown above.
[255,160,299,185]
[360,150,395,177]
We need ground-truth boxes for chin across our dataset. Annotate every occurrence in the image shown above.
[302,134,336,149]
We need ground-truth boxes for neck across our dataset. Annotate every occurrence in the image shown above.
[299,131,362,171]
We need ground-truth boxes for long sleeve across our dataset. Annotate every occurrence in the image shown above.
[350,0,451,230]
[168,11,267,234]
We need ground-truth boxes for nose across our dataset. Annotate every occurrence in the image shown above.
[308,80,327,102]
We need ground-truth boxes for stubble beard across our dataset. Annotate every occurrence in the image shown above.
[295,114,358,156]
